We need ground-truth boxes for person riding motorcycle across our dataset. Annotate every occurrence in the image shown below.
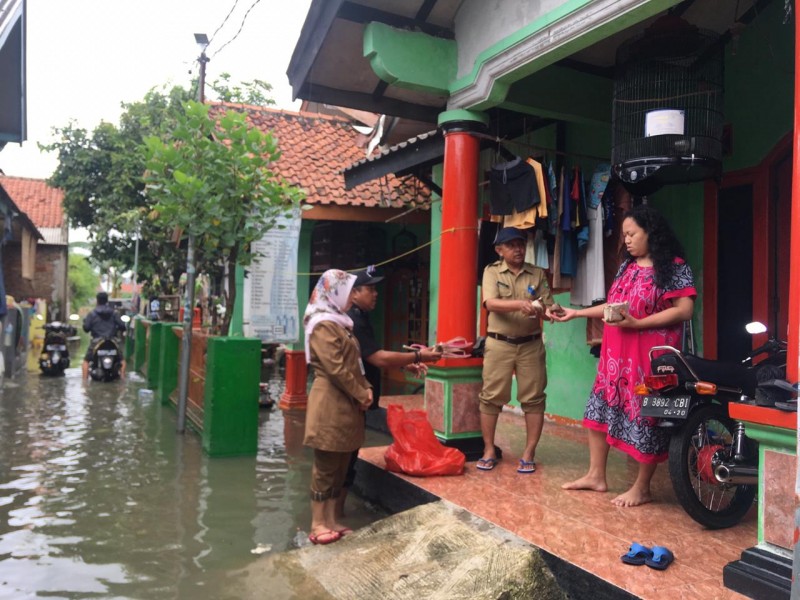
[82,292,127,380]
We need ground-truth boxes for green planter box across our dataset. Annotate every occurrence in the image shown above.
[202,336,260,457]
[157,326,180,406]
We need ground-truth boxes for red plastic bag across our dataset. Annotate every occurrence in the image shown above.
[384,404,465,476]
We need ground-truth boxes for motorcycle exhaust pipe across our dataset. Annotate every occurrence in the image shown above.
[714,464,758,485]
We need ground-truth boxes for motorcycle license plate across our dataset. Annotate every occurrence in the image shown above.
[46,344,67,351]
[640,395,692,419]
[97,349,117,356]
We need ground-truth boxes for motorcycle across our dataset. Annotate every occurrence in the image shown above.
[87,313,129,382]
[88,337,123,382]
[637,322,787,529]
[39,321,78,376]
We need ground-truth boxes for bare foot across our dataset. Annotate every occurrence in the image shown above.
[611,488,652,507]
[561,474,608,492]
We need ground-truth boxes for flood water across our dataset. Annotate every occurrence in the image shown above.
[0,368,388,599]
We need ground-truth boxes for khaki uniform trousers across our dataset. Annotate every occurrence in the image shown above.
[479,336,547,415]
[310,449,351,502]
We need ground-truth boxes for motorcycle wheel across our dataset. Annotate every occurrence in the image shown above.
[668,403,757,529]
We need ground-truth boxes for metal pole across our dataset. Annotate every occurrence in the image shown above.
[198,51,208,103]
[176,49,207,433]
[176,234,196,433]
[132,228,139,292]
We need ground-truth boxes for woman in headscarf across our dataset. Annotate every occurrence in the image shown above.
[303,269,372,545]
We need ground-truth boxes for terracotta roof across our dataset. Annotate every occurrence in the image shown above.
[208,103,430,209]
[0,176,65,229]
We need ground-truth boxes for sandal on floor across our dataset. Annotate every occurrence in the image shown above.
[645,546,674,570]
[517,459,536,474]
[336,527,353,536]
[476,458,499,471]
[620,542,652,565]
[308,530,341,545]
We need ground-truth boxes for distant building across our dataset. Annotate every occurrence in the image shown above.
[0,176,68,319]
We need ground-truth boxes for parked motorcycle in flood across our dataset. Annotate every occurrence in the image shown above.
[39,319,78,376]
[637,322,786,529]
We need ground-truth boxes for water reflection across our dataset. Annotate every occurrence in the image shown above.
[0,368,387,599]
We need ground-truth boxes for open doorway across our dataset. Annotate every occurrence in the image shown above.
[716,184,753,361]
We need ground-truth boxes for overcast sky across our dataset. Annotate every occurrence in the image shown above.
[0,0,313,179]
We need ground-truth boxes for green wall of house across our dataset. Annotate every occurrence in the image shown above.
[279,0,793,423]
[723,0,794,171]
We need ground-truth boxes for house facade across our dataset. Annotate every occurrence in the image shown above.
[288,1,800,596]
[208,103,432,398]
[0,176,68,319]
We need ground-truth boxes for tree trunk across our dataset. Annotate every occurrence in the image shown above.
[221,244,239,336]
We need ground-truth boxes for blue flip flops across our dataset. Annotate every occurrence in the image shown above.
[620,542,653,565]
[645,546,674,570]
[476,458,499,471]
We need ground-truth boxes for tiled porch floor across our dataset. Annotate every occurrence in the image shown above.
[359,396,756,600]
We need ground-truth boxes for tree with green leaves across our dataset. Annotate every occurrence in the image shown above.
[209,72,275,107]
[42,85,196,294]
[68,252,99,311]
[144,100,303,335]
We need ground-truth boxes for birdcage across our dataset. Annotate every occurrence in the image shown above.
[611,17,724,195]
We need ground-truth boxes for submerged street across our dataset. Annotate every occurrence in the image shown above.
[0,368,383,599]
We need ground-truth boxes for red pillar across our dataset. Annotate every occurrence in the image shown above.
[279,349,308,410]
[789,17,800,383]
[437,126,482,344]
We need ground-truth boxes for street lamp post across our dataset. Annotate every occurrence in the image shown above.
[176,33,209,434]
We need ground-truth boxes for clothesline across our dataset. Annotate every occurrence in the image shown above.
[473,131,611,163]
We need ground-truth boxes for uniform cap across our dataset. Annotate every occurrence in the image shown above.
[494,227,526,245]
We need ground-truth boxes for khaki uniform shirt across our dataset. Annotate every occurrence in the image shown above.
[482,260,554,337]
[304,320,372,453]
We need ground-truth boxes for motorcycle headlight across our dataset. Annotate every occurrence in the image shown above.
[51,352,61,364]
[102,357,114,369]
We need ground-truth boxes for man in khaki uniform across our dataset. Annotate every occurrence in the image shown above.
[477,227,558,474]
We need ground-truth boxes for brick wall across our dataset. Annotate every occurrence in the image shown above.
[2,243,68,318]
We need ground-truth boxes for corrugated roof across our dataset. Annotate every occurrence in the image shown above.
[208,103,430,209]
[0,176,65,229]
[38,227,68,245]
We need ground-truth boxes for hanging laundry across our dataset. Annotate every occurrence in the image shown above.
[570,201,606,307]
[559,167,578,280]
[525,158,549,223]
[534,229,549,270]
[488,156,540,215]
[589,163,612,209]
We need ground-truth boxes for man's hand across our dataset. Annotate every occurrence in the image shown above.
[405,363,429,377]
[419,347,442,362]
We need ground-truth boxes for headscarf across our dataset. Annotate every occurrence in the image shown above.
[303,269,357,362]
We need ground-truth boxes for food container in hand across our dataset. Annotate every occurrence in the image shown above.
[603,302,629,323]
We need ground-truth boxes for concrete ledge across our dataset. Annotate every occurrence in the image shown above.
[353,455,635,600]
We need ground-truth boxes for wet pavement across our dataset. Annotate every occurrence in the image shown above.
[0,368,388,600]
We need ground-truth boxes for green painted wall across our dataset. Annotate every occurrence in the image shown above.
[722,0,793,171]
[364,22,456,95]
[202,336,261,456]
[649,185,705,356]
[287,224,313,353]
[157,325,180,406]
[428,164,443,343]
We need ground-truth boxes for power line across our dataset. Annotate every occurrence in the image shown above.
[210,0,263,59]
[207,0,241,48]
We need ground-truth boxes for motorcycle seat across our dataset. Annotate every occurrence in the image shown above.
[685,354,758,396]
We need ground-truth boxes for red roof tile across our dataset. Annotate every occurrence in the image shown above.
[208,103,430,209]
[0,176,65,229]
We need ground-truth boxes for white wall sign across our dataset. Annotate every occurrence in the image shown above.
[243,209,301,343]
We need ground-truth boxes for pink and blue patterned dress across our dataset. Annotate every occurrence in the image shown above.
[584,257,696,463]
